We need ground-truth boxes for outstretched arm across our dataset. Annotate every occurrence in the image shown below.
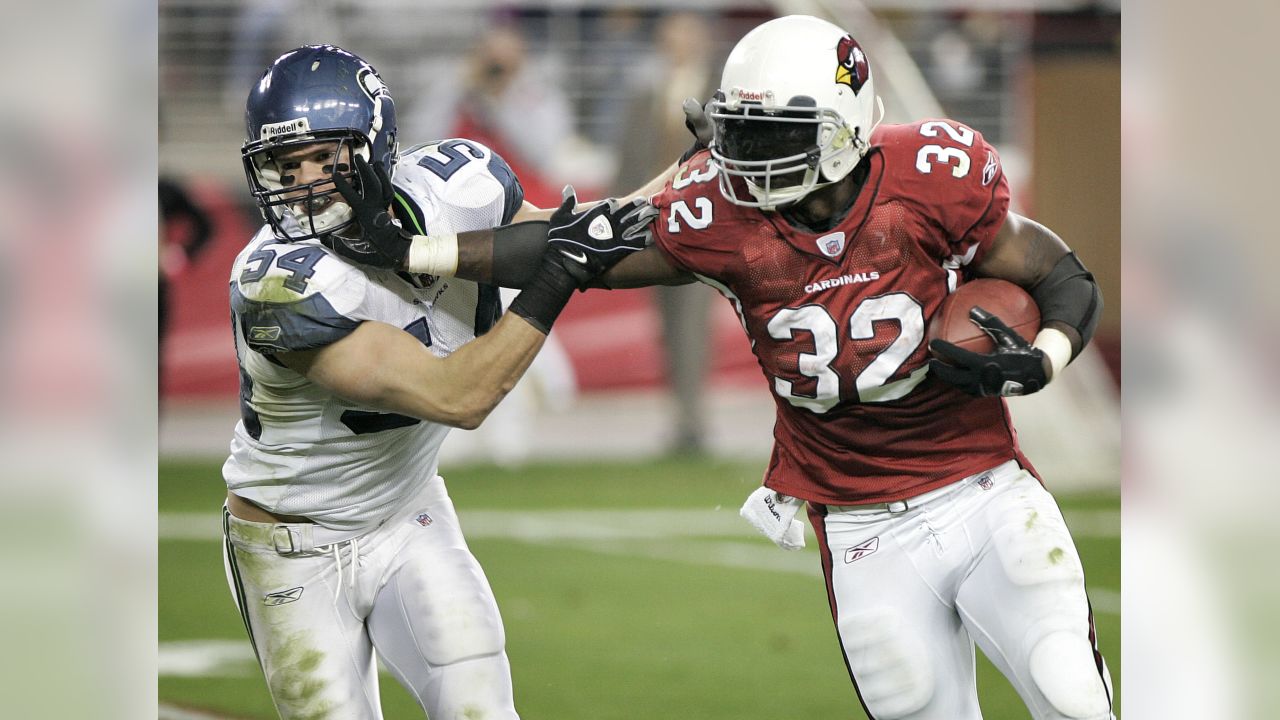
[403,161,682,289]
[280,313,548,430]
[595,246,694,288]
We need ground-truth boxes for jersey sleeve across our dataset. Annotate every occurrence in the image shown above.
[650,152,741,281]
[398,139,525,232]
[230,241,367,355]
[877,120,1011,268]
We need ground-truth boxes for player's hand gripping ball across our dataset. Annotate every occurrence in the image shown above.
[927,279,1046,397]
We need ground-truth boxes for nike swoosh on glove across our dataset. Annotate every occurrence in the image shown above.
[928,306,1049,397]
[546,185,659,288]
[740,486,806,550]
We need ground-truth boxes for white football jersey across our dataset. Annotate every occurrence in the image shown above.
[223,139,524,531]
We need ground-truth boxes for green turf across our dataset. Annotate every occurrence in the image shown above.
[160,457,1120,718]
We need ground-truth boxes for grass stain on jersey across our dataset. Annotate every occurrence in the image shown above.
[1048,547,1065,565]
[253,274,307,303]
[1024,510,1039,530]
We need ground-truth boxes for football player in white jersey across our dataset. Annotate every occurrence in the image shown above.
[225,45,662,720]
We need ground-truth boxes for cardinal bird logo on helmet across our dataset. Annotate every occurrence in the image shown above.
[835,35,870,94]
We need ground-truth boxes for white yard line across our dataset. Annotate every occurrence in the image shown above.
[158,702,239,720]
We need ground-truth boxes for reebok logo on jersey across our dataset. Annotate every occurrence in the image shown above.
[264,587,304,606]
[816,232,846,257]
[844,537,879,563]
[982,150,999,186]
[588,215,613,241]
[805,272,879,294]
[250,326,282,342]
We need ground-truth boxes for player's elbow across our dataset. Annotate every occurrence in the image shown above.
[450,405,487,431]
[438,385,512,430]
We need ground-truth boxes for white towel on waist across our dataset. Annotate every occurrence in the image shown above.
[739,486,806,550]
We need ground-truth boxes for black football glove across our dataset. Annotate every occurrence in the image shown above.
[678,96,715,164]
[546,186,658,288]
[326,154,413,269]
[928,307,1048,397]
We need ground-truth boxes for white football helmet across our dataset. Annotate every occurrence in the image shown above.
[709,15,880,210]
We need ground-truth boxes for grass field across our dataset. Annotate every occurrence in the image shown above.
[159,456,1120,719]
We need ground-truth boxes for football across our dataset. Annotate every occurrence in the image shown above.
[927,279,1040,355]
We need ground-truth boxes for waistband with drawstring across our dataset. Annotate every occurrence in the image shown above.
[224,509,378,604]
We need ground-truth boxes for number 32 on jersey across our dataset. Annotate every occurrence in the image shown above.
[768,293,929,412]
[666,162,717,233]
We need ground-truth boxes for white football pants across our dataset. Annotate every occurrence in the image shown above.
[222,476,519,720]
[809,460,1114,720]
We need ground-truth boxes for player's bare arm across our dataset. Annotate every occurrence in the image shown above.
[280,314,546,430]
[409,98,704,286]
[596,246,694,288]
[972,211,1103,371]
[329,151,659,287]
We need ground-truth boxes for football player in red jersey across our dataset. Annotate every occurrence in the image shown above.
[326,14,1112,719]
[596,15,1113,720]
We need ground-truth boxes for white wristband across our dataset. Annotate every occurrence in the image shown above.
[406,232,459,276]
[1032,327,1073,383]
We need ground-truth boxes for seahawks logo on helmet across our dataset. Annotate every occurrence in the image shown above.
[835,35,870,94]
[357,66,388,102]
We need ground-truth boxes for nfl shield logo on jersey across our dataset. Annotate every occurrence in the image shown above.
[817,231,846,257]
[414,512,433,527]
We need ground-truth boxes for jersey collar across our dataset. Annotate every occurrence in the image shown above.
[768,147,885,266]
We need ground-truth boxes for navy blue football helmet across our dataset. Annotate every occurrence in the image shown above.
[241,45,398,241]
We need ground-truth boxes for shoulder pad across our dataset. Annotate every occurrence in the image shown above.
[393,138,523,228]
[232,239,368,310]
[872,119,1002,193]
[650,152,755,278]
[872,119,1010,262]
[230,239,367,353]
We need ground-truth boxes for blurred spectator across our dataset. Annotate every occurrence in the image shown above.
[612,12,720,454]
[576,9,654,149]
[408,24,595,207]
[158,176,214,394]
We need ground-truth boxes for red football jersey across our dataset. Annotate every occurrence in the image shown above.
[653,119,1035,504]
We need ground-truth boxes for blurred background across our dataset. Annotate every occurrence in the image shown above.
[156,1,1122,718]
[159,0,1120,470]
